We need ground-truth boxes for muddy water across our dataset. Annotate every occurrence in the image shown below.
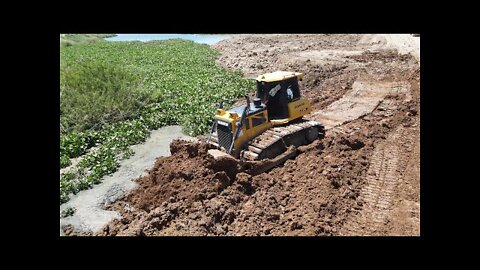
[60,125,196,235]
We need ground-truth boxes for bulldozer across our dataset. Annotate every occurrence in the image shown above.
[207,71,324,173]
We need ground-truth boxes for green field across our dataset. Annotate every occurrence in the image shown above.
[60,34,117,47]
[60,39,254,204]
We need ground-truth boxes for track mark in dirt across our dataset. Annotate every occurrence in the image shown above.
[340,124,415,236]
[312,81,410,129]
[388,125,420,235]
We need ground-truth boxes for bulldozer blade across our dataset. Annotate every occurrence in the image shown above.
[245,146,298,176]
[207,146,299,176]
[208,149,236,161]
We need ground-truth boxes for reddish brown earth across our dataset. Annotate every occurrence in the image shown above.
[65,34,420,236]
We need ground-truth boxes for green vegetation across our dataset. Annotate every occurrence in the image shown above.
[60,60,149,132]
[60,207,76,218]
[60,39,254,204]
[60,155,71,168]
[60,34,116,47]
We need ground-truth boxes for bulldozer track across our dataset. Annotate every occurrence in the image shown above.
[340,125,415,236]
[240,120,324,161]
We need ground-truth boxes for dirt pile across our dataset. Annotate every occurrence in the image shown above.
[92,140,249,236]
[95,134,372,236]
[88,79,417,236]
[213,34,361,77]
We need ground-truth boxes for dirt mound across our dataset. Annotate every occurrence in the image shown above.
[87,139,248,236]
[92,82,416,236]
[213,34,362,78]
[95,135,370,236]
[119,140,242,213]
[66,78,418,236]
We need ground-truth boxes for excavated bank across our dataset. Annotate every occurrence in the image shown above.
[74,74,418,236]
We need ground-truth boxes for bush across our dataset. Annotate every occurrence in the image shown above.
[60,155,71,168]
[60,60,150,133]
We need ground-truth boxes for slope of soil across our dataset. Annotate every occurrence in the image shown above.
[86,81,417,236]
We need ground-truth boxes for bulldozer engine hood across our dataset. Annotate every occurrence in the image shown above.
[228,103,267,117]
[214,108,235,127]
[214,103,266,132]
[214,103,266,123]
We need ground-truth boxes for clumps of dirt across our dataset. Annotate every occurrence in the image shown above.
[62,225,75,235]
[338,136,366,150]
[347,49,413,63]
[227,135,374,236]
[301,64,349,89]
[80,139,249,236]
[119,140,246,213]
[213,34,362,77]
[69,72,418,236]
[92,127,377,236]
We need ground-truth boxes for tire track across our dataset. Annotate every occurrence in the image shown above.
[340,125,414,235]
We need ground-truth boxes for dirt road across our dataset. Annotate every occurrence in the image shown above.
[64,34,420,236]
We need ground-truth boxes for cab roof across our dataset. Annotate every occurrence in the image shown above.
[256,71,304,83]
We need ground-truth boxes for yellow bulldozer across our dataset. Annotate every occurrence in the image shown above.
[207,71,324,171]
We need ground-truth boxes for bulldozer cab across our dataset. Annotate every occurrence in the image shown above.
[256,71,303,120]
